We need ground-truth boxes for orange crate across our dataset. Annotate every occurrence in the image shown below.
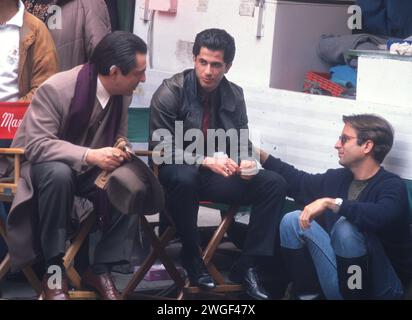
[303,71,346,97]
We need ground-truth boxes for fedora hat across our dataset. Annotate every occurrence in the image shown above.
[105,155,164,215]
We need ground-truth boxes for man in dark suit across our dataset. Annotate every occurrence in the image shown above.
[149,28,287,300]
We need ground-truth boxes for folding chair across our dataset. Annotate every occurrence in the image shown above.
[122,109,243,299]
[0,102,42,296]
[121,197,244,300]
[121,150,186,300]
[177,202,244,299]
[122,170,244,299]
[0,102,98,299]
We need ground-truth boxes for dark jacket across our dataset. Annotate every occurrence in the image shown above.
[357,0,412,38]
[263,155,412,284]
[149,69,253,165]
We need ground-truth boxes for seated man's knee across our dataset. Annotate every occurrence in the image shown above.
[331,218,366,258]
[33,162,74,188]
[257,170,287,196]
[159,165,199,191]
[280,210,301,239]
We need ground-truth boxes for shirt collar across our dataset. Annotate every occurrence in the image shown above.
[6,0,24,28]
[96,76,111,109]
[197,82,219,102]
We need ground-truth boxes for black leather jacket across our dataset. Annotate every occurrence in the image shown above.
[149,69,253,166]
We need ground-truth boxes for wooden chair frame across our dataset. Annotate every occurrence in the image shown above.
[0,148,42,296]
[178,203,243,299]
[0,148,99,299]
[121,150,186,299]
[121,149,244,299]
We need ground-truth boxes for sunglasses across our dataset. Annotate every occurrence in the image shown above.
[339,135,357,145]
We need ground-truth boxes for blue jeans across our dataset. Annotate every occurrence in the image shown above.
[280,210,404,299]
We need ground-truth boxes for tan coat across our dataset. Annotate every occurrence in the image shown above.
[49,0,111,71]
[18,11,59,101]
[4,66,132,270]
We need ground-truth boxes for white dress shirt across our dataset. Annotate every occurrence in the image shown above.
[0,0,24,102]
[96,76,111,109]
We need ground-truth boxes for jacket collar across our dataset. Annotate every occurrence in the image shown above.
[183,69,236,112]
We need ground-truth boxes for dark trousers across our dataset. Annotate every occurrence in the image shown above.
[158,164,287,257]
[31,161,138,265]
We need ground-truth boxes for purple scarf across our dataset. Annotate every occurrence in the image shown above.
[63,63,123,230]
[63,63,122,146]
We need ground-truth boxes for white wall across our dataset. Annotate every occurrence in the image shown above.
[134,1,353,90]
[134,0,277,88]
[357,55,412,108]
[245,87,412,180]
[270,1,352,91]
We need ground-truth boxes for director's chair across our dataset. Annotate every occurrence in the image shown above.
[121,108,244,300]
[177,202,244,300]
[0,102,99,299]
[121,150,186,299]
[0,102,42,295]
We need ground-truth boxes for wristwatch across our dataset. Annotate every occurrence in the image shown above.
[334,198,343,213]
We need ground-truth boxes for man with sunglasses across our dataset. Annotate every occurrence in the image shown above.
[259,114,412,299]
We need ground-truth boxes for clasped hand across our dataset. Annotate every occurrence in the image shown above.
[202,156,257,180]
[86,147,132,171]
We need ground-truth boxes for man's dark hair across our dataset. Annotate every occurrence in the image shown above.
[90,31,147,76]
[192,28,236,64]
[343,114,394,164]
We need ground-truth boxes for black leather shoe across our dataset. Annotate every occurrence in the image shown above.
[181,254,216,290]
[229,266,270,300]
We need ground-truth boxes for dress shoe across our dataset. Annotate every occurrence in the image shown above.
[81,268,121,300]
[229,266,270,300]
[181,254,216,290]
[41,272,70,300]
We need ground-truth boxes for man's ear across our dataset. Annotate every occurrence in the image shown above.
[225,63,232,74]
[363,140,374,156]
[109,65,119,78]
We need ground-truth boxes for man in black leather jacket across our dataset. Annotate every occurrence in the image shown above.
[149,28,287,300]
